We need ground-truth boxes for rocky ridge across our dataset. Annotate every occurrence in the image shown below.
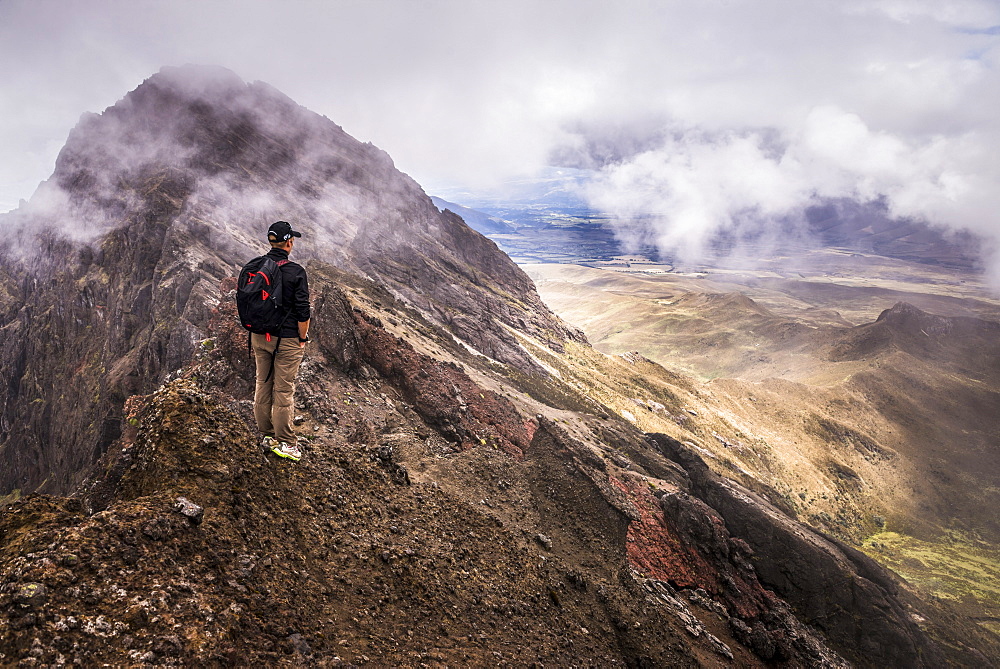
[0,261,955,666]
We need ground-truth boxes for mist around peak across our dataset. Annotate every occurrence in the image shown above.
[9,64,388,250]
[0,64,577,373]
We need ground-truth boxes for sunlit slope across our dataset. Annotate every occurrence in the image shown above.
[525,261,1000,642]
[527,264,855,383]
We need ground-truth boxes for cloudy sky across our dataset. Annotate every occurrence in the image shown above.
[1,0,998,266]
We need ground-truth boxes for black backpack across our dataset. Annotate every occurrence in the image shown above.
[237,255,291,335]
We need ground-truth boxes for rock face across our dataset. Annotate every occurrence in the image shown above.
[0,65,578,498]
[648,433,945,668]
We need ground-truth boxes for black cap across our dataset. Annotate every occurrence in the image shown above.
[267,220,302,243]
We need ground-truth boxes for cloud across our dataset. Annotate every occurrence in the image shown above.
[0,0,998,272]
[584,129,807,259]
[844,0,1000,26]
[798,106,997,230]
[583,104,1000,265]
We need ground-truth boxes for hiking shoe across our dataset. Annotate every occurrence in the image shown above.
[262,436,278,452]
[270,441,302,462]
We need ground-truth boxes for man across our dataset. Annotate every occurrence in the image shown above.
[251,220,311,461]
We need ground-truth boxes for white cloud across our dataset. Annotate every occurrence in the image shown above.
[844,0,1000,26]
[0,0,998,270]
[586,130,811,259]
[586,102,1000,265]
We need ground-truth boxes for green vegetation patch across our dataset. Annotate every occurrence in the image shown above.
[863,530,1000,634]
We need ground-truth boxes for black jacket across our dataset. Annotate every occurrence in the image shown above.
[265,247,310,338]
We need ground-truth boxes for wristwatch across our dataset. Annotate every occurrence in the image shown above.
[299,335,311,343]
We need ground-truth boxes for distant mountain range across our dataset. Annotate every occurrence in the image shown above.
[805,199,982,269]
[429,196,516,234]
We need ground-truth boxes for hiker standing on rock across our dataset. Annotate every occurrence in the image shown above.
[237,221,311,461]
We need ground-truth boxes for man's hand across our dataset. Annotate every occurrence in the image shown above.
[297,318,311,348]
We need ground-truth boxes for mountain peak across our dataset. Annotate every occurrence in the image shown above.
[875,300,1000,339]
[875,301,934,325]
[0,68,580,501]
[37,66,580,366]
[828,300,1000,367]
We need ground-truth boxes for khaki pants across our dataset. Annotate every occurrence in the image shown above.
[252,334,305,445]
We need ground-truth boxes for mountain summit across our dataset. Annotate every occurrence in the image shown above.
[50,65,579,366]
[0,65,578,497]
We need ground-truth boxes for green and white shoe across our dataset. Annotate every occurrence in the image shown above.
[271,441,302,461]
[262,436,279,452]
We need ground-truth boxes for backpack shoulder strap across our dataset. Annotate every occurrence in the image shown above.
[243,255,267,270]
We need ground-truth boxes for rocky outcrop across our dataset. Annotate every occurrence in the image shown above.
[0,170,217,497]
[649,433,946,668]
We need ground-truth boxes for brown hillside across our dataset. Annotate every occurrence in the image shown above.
[528,262,1000,660]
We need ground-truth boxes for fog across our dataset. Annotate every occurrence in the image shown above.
[1,0,998,271]
[2,62,448,280]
